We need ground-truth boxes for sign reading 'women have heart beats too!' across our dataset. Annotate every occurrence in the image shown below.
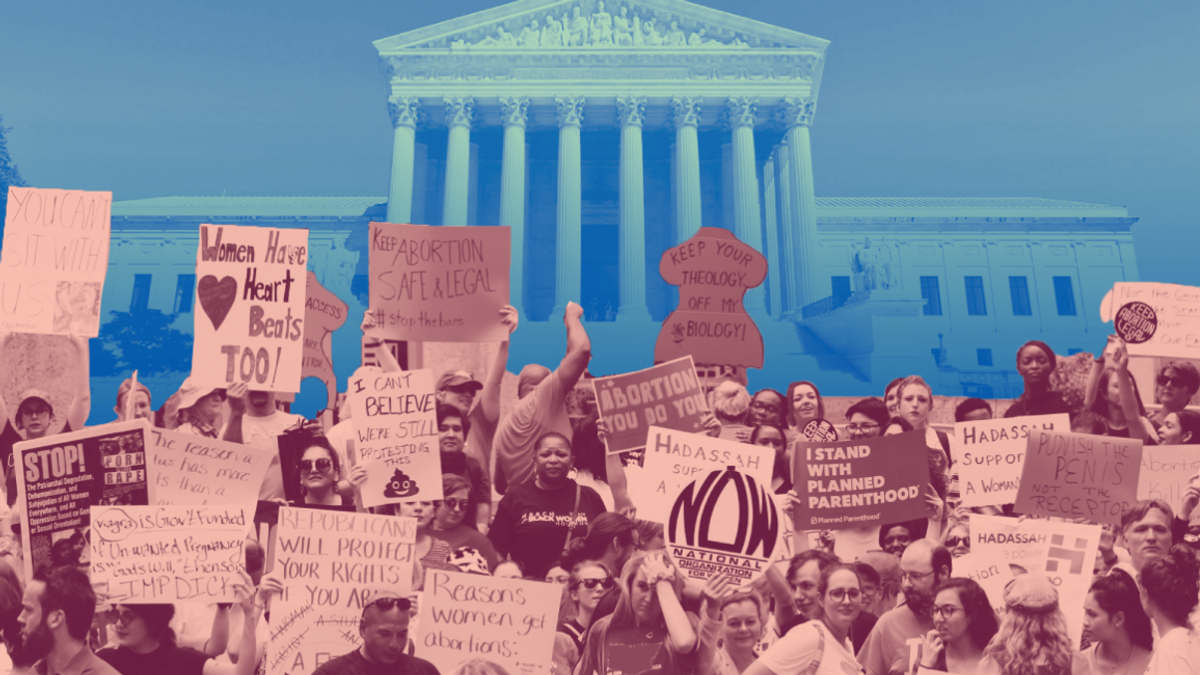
[191,224,309,393]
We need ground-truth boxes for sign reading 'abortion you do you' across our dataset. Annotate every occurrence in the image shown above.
[591,356,710,455]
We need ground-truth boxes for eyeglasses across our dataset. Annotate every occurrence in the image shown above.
[362,597,412,616]
[933,605,961,619]
[1158,374,1187,388]
[751,401,781,414]
[827,588,862,603]
[22,409,50,419]
[944,536,969,549]
[846,424,880,434]
[441,497,469,512]
[300,458,333,473]
[575,578,615,591]
[900,570,936,584]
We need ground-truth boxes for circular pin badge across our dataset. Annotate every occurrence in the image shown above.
[802,418,838,443]
[1114,301,1157,344]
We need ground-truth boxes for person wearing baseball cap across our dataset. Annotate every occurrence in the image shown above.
[169,377,227,438]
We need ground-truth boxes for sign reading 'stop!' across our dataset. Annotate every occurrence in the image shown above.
[655,227,766,368]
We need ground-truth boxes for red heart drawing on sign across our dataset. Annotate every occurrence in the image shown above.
[197,275,237,331]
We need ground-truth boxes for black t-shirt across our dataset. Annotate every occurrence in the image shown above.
[312,649,441,675]
[1004,390,1074,419]
[97,642,210,675]
[487,479,606,580]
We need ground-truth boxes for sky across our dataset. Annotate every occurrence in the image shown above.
[3,0,1199,283]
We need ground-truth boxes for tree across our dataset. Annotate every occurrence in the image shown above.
[0,114,27,218]
[92,309,193,377]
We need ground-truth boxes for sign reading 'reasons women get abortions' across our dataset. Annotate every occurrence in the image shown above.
[368,222,510,342]
[1015,429,1143,527]
[1,187,112,336]
[191,223,309,392]
[791,431,931,530]
[591,356,709,455]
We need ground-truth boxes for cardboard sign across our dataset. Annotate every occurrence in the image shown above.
[14,420,150,581]
[302,271,348,410]
[1137,445,1200,526]
[666,467,781,586]
[90,504,249,603]
[0,187,111,336]
[591,356,709,454]
[1101,282,1200,358]
[971,515,1100,646]
[953,414,1070,507]
[949,553,1012,618]
[1015,429,1143,526]
[368,222,510,342]
[347,368,442,506]
[791,430,931,530]
[191,223,309,392]
[418,569,560,675]
[654,227,766,368]
[267,507,417,675]
[630,427,774,525]
[146,428,273,507]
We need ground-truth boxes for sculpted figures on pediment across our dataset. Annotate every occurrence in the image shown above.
[566,7,589,46]
[541,14,564,47]
[519,19,541,47]
[613,7,634,46]
[591,1,613,45]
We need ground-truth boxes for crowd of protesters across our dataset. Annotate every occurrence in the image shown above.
[0,303,1197,675]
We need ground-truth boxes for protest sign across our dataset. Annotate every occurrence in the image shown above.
[191,223,309,392]
[630,426,773,525]
[953,414,1069,507]
[1015,429,1142,526]
[591,356,709,454]
[1100,282,1200,358]
[302,270,348,410]
[1,187,111,336]
[791,430,931,531]
[14,420,150,581]
[418,569,560,675]
[347,368,441,507]
[654,227,766,368]
[950,553,1012,618]
[368,222,510,342]
[1137,445,1200,526]
[90,504,249,603]
[971,514,1100,645]
[268,507,417,675]
[666,467,781,586]
[146,428,273,507]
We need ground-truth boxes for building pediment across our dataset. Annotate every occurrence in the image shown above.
[373,0,829,54]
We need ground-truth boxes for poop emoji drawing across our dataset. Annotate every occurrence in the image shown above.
[384,469,419,499]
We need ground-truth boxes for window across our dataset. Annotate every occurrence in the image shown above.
[977,348,993,367]
[965,276,987,316]
[1009,276,1032,316]
[352,274,370,304]
[174,274,196,313]
[831,276,851,297]
[131,275,152,312]
[919,276,942,316]
[1053,276,1077,316]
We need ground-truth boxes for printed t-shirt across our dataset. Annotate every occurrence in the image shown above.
[312,649,442,675]
[604,623,671,675]
[492,371,572,492]
[430,524,500,571]
[757,621,864,675]
[97,643,210,675]
[487,479,606,580]
[238,410,303,500]
[856,603,932,675]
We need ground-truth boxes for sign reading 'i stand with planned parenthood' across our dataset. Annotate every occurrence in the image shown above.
[792,431,931,530]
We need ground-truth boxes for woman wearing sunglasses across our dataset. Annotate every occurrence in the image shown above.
[1150,361,1200,428]
[914,578,998,675]
[940,513,970,559]
[293,439,365,507]
[553,561,615,675]
[743,563,865,675]
[431,474,500,572]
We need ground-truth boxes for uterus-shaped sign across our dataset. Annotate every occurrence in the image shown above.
[654,228,766,369]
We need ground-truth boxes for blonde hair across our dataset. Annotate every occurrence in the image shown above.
[982,600,1074,675]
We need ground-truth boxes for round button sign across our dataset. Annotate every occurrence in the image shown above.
[1114,301,1157,344]
[802,418,838,443]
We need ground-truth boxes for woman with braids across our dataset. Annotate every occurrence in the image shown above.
[1079,569,1153,675]
[575,552,698,675]
[1140,544,1200,674]
[553,561,616,675]
[914,578,998,675]
[977,574,1086,675]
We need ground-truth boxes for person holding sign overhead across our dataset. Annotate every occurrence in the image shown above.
[221,382,315,500]
[291,436,366,507]
[1085,338,1156,442]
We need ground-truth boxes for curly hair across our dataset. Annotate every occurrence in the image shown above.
[982,596,1074,675]
[935,578,999,652]
[1140,544,1200,627]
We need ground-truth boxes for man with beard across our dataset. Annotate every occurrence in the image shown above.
[15,565,119,675]
[436,403,491,531]
[857,539,951,675]
[221,382,312,500]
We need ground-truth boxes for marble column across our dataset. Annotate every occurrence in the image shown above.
[552,96,585,317]
[616,96,651,322]
[726,96,765,314]
[499,96,529,316]
[774,144,797,314]
[671,96,703,243]
[778,97,819,310]
[442,96,474,226]
[385,97,421,224]
[762,153,782,317]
